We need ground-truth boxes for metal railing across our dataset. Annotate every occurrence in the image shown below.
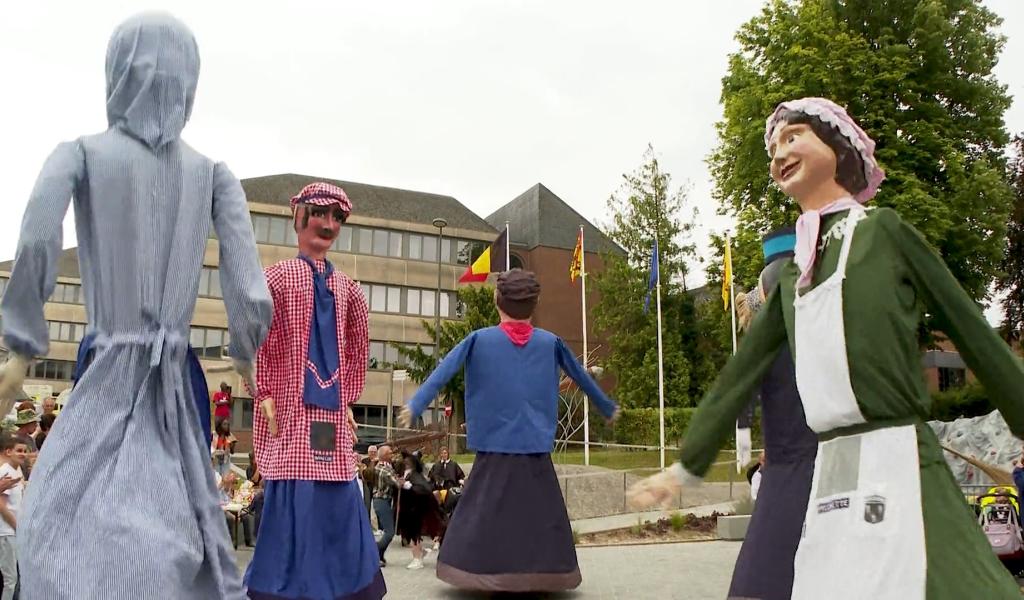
[355,422,756,519]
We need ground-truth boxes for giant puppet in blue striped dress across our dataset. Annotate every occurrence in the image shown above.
[0,13,272,599]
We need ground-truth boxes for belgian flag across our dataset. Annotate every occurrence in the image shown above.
[458,228,508,283]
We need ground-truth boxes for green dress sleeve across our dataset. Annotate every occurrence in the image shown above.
[882,208,1024,436]
[679,286,787,477]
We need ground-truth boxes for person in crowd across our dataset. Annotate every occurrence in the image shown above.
[211,419,237,477]
[363,445,378,468]
[396,451,446,571]
[0,433,27,600]
[35,413,56,453]
[212,382,232,424]
[373,444,401,567]
[429,447,465,520]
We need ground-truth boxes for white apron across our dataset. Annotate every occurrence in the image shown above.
[790,208,927,600]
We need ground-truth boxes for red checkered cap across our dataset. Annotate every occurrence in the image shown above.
[290,182,353,214]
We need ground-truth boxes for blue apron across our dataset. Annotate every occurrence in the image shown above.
[73,332,213,450]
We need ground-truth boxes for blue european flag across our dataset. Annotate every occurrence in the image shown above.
[643,238,659,313]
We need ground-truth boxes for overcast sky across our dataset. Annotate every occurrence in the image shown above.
[2,1,1021,320]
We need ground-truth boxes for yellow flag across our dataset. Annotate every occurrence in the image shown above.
[722,239,733,310]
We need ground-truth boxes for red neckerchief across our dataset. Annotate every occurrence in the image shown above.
[499,321,534,346]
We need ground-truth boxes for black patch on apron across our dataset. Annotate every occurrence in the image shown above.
[310,421,336,462]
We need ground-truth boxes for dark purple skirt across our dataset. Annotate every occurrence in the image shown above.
[728,458,815,600]
[436,452,581,592]
[729,347,818,600]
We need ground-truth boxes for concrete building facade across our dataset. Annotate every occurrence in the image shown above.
[0,175,623,451]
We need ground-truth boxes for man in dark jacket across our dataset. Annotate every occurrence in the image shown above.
[428,447,465,491]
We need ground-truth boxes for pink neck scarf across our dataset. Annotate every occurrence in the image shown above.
[499,321,534,346]
[794,196,862,289]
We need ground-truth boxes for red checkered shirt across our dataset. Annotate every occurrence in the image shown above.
[252,258,369,482]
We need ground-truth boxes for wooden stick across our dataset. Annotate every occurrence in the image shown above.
[941,445,1014,486]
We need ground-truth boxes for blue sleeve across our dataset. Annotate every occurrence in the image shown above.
[406,333,475,418]
[556,338,617,419]
[211,162,273,362]
[1,142,84,357]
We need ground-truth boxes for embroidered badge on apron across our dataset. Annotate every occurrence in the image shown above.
[864,495,886,524]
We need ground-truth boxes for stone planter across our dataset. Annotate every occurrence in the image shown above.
[716,514,751,540]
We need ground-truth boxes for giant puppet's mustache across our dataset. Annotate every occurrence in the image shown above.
[316,227,336,239]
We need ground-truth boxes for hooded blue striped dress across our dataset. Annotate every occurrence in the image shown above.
[1,12,272,599]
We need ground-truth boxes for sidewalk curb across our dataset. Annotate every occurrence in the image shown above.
[576,536,723,549]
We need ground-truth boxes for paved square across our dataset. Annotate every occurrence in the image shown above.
[236,540,741,599]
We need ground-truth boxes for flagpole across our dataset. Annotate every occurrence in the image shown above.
[656,237,666,471]
[728,234,737,355]
[728,234,743,473]
[579,225,591,466]
[505,221,511,270]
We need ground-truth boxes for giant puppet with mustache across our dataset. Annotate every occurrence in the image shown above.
[244,182,385,600]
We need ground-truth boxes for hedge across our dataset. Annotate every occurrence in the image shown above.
[611,407,762,448]
[607,384,987,450]
[929,383,993,421]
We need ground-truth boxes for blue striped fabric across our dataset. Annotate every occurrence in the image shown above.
[1,12,272,599]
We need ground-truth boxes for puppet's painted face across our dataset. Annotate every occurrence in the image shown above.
[768,122,838,202]
[296,203,346,257]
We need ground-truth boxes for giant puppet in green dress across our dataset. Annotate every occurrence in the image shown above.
[629,97,1024,599]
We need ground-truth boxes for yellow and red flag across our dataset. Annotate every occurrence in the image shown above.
[569,230,583,282]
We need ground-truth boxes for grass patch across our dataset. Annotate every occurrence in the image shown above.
[669,512,688,532]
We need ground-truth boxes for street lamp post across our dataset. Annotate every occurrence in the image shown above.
[431,217,447,428]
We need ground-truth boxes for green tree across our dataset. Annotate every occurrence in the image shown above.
[1000,135,1024,341]
[708,0,1014,303]
[393,285,499,426]
[592,146,701,408]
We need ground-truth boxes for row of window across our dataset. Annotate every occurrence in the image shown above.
[3,272,466,322]
[198,268,222,298]
[191,327,231,360]
[228,403,400,433]
[49,321,86,343]
[368,340,434,370]
[248,213,489,266]
[0,279,84,305]
[27,359,76,381]
[10,338,434,383]
[358,283,459,319]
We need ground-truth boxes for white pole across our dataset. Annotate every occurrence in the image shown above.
[386,369,394,440]
[728,234,742,473]
[728,234,738,356]
[655,240,666,470]
[505,221,511,270]
[580,225,590,466]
